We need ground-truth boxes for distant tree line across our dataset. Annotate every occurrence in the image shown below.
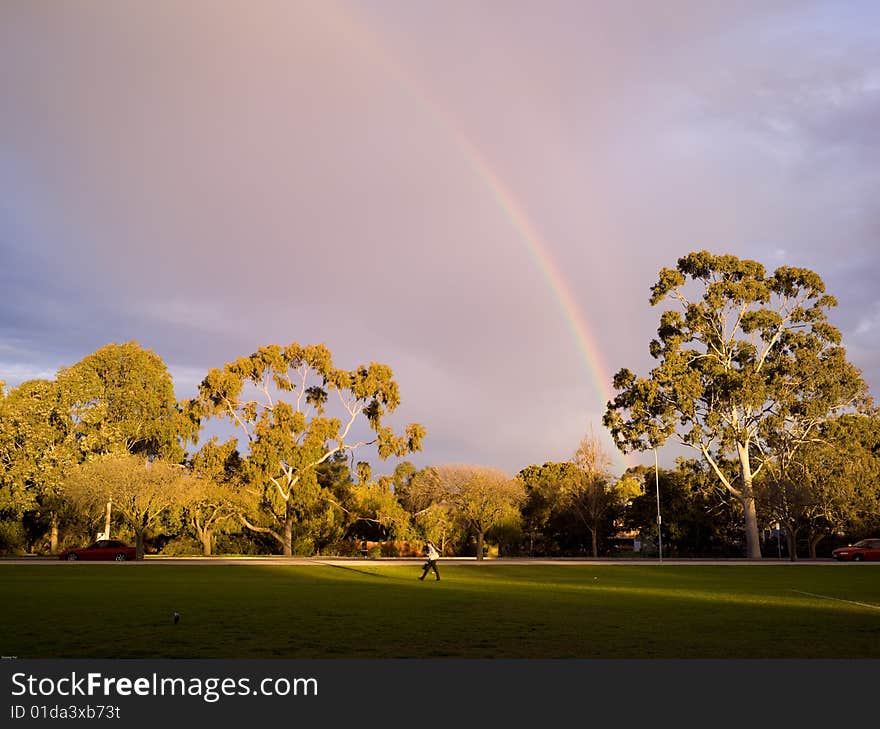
[2,252,878,558]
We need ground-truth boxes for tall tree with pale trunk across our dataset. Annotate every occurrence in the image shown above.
[604,251,870,558]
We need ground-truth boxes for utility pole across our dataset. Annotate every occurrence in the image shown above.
[654,448,662,563]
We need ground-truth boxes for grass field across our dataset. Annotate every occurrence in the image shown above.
[2,563,879,659]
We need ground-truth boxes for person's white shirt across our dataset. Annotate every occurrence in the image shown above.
[426,543,439,561]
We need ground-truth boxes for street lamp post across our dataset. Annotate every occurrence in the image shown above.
[654,447,662,563]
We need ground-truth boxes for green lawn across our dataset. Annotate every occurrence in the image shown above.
[2,563,879,658]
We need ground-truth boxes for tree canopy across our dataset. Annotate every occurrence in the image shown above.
[58,341,195,461]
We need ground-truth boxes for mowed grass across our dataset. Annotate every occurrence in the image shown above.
[2,563,879,659]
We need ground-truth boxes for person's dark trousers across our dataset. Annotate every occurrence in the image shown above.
[419,560,440,580]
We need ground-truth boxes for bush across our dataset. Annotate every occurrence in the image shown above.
[322,539,363,557]
[0,520,26,555]
[291,537,316,556]
[214,531,275,555]
[366,546,382,559]
[159,538,202,556]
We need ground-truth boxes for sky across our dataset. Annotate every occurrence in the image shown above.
[2,0,878,478]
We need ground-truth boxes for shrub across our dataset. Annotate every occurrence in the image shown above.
[159,538,202,556]
[323,539,362,557]
[0,520,26,556]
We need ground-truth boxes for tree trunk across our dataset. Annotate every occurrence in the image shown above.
[736,442,762,559]
[193,518,212,557]
[808,534,822,559]
[104,499,112,539]
[591,527,599,558]
[50,514,59,554]
[135,530,145,560]
[739,489,762,559]
[785,527,798,561]
[476,531,484,560]
[282,519,293,556]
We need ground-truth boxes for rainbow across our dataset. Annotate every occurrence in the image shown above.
[324,3,631,471]
[456,147,631,472]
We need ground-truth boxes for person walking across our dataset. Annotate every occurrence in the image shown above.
[419,540,441,581]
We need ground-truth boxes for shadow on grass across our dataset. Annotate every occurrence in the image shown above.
[3,564,880,659]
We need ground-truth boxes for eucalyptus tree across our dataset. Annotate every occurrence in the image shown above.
[604,251,870,558]
[190,342,425,555]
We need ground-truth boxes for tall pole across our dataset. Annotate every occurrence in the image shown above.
[104,498,112,539]
[654,447,662,563]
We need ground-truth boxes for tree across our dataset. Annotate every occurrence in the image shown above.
[349,473,415,545]
[627,460,741,557]
[438,465,525,559]
[190,343,425,555]
[517,462,573,555]
[0,379,79,552]
[604,251,870,558]
[57,341,197,549]
[58,341,196,462]
[756,413,880,558]
[64,454,193,559]
[187,438,243,556]
[395,465,461,553]
[517,433,640,557]
[564,432,619,557]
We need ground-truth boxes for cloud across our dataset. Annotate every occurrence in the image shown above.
[0,361,61,387]
[1,0,878,473]
[854,302,880,336]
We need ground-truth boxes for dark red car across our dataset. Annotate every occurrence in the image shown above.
[831,539,880,561]
[58,540,137,561]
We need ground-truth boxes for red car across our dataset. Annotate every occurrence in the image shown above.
[831,539,880,561]
[59,540,137,561]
